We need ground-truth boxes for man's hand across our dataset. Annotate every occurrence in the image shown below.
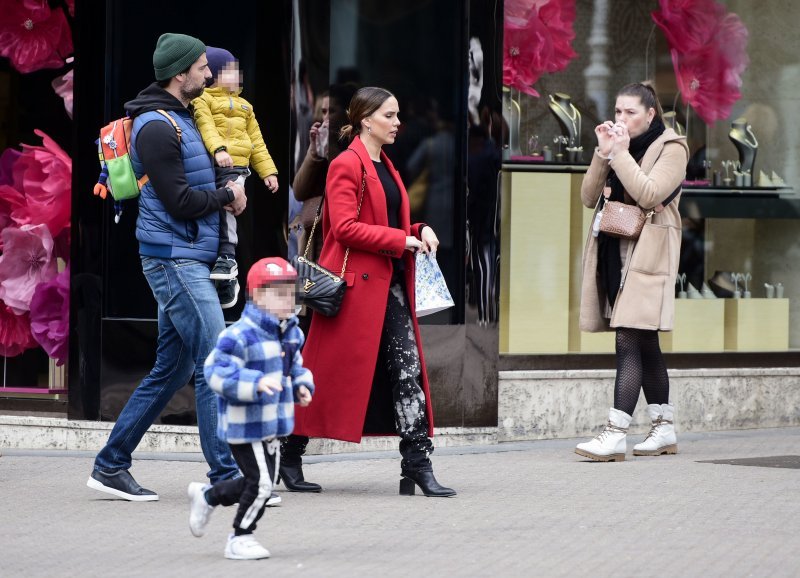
[215,150,234,167]
[257,376,283,395]
[296,385,312,407]
[225,180,247,216]
[264,175,279,193]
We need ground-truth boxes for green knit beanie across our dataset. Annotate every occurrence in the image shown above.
[153,33,206,81]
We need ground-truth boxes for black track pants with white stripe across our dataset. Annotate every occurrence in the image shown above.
[208,438,280,535]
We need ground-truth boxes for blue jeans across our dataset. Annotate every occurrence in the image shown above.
[94,257,239,483]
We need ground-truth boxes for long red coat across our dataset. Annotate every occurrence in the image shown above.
[293,136,435,443]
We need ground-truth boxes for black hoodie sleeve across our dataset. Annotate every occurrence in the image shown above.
[136,120,234,220]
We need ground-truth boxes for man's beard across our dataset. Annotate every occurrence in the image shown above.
[181,83,205,102]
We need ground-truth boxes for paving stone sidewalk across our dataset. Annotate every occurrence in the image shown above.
[1,427,799,577]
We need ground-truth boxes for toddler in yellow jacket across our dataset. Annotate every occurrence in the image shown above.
[193,46,279,309]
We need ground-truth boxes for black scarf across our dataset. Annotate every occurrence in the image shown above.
[597,116,665,307]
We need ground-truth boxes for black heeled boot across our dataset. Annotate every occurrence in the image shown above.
[399,469,456,497]
[279,435,321,492]
[278,462,322,492]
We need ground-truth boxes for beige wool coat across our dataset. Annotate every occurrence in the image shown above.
[579,128,689,332]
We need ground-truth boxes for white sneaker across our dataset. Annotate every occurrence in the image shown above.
[225,533,271,560]
[575,408,632,462]
[633,403,678,456]
[188,482,215,537]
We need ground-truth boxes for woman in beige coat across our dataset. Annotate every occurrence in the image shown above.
[574,82,689,462]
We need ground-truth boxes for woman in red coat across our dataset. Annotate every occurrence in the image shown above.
[287,86,456,497]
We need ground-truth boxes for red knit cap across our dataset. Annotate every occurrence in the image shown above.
[247,257,297,291]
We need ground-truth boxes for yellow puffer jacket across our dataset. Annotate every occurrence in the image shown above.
[192,87,277,179]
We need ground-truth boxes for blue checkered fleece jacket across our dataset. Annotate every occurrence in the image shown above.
[204,302,315,444]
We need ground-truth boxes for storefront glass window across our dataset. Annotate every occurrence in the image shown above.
[500,0,800,356]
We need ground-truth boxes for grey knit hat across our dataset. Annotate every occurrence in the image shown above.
[153,33,206,81]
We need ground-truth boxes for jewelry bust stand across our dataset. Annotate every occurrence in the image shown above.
[728,118,758,181]
[663,111,685,136]
[548,93,582,162]
[502,88,522,158]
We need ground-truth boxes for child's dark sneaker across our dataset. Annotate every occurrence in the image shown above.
[210,256,239,281]
[218,278,240,309]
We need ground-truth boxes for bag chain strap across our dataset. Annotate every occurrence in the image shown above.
[339,168,366,277]
[301,151,367,281]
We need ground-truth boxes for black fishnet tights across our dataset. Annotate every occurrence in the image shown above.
[613,328,669,416]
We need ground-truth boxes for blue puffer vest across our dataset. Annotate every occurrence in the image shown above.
[130,109,220,263]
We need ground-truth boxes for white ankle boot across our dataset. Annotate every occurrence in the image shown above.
[633,403,677,456]
[575,408,632,462]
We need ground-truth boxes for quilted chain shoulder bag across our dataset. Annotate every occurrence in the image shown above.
[291,160,366,316]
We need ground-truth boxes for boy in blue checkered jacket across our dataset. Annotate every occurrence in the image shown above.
[189,257,313,560]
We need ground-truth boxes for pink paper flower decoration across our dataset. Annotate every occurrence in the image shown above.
[0,184,26,250]
[30,264,70,365]
[0,223,57,314]
[504,14,544,96]
[653,0,749,124]
[652,0,726,54]
[1,148,22,186]
[503,0,577,97]
[505,0,536,19]
[51,68,74,119]
[670,49,738,124]
[1,149,26,243]
[0,304,37,358]
[10,129,72,238]
[0,0,73,74]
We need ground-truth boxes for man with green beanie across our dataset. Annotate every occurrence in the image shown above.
[153,32,207,81]
[88,33,247,502]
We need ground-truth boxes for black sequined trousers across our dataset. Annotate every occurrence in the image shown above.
[383,276,434,473]
[283,276,434,472]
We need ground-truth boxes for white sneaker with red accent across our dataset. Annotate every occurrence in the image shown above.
[188,482,215,537]
[225,533,271,560]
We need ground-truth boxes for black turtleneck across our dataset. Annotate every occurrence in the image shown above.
[373,160,404,271]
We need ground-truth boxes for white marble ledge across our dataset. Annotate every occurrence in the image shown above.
[500,367,800,380]
[0,415,497,453]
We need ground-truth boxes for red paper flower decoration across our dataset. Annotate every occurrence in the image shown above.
[503,0,577,97]
[0,223,57,314]
[0,304,37,358]
[0,0,73,74]
[653,0,749,124]
[10,129,72,238]
[30,264,70,365]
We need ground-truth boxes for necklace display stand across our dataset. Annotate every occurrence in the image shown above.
[548,93,582,162]
[503,88,522,159]
[728,118,758,179]
[663,111,685,136]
